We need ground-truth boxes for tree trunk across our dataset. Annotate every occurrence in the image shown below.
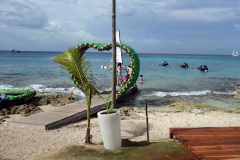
[111,0,116,108]
[85,127,92,144]
[85,96,91,144]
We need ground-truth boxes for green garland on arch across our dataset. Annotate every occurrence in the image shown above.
[70,42,140,98]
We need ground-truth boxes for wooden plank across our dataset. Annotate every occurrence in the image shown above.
[9,87,137,129]
[169,127,240,159]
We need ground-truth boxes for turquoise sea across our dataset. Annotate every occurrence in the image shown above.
[0,50,239,110]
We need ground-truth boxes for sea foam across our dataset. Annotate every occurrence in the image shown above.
[152,90,237,97]
[153,90,211,97]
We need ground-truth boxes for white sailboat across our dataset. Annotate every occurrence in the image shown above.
[232,48,239,57]
[101,30,123,69]
[116,30,122,65]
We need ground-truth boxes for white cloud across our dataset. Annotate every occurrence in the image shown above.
[122,37,133,43]
[235,0,240,16]
[234,24,240,30]
[117,0,236,23]
[118,0,175,6]
[41,25,108,46]
[117,5,135,18]
[0,0,48,29]
[143,38,163,44]
[48,22,61,28]
[170,41,180,44]
[74,30,100,41]
[154,7,234,23]
[51,0,77,4]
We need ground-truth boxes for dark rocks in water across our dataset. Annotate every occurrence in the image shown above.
[38,94,74,107]
[0,93,75,116]
[236,83,240,86]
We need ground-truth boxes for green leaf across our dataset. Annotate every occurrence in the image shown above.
[106,92,112,102]
[104,103,108,109]
[109,106,114,113]
[109,104,114,110]
[53,47,98,94]
[97,94,105,101]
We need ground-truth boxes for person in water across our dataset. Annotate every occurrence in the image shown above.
[139,75,144,84]
[117,63,122,86]
[125,75,129,84]
[126,65,133,75]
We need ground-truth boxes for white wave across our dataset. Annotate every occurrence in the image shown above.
[28,84,46,90]
[39,87,85,97]
[153,90,211,97]
[0,84,14,89]
[152,90,238,97]
[98,87,109,93]
[70,88,85,97]
[213,91,237,95]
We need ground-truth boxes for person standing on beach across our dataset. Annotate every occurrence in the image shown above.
[117,63,122,86]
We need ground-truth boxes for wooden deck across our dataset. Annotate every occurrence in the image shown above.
[9,86,136,130]
[169,127,240,160]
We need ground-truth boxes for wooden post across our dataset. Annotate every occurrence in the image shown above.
[169,129,173,139]
[145,99,149,141]
[111,0,116,108]
[169,132,173,139]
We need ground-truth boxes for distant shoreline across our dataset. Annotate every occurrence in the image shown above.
[0,50,234,56]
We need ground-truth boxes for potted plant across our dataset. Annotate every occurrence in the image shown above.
[97,93,121,149]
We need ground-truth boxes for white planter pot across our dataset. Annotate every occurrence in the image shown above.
[97,109,121,149]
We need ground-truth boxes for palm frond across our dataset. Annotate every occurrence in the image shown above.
[53,47,97,94]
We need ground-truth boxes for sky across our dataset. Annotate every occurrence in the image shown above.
[0,0,240,55]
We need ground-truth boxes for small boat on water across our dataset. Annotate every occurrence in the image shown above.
[159,61,168,66]
[0,89,36,105]
[232,48,239,57]
[179,63,189,68]
[12,49,20,53]
[197,65,208,72]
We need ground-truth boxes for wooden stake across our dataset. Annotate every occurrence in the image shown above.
[145,99,149,141]
[111,0,116,108]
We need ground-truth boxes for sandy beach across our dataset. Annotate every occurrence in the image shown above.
[0,95,240,160]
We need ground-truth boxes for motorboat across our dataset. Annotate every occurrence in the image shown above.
[159,61,168,66]
[179,63,188,68]
[197,65,208,72]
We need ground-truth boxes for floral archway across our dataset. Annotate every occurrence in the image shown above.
[70,42,140,98]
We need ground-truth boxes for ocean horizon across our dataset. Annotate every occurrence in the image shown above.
[1,49,235,56]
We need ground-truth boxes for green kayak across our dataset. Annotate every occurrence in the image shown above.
[0,89,36,105]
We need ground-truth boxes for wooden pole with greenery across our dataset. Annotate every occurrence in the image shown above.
[112,0,116,108]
